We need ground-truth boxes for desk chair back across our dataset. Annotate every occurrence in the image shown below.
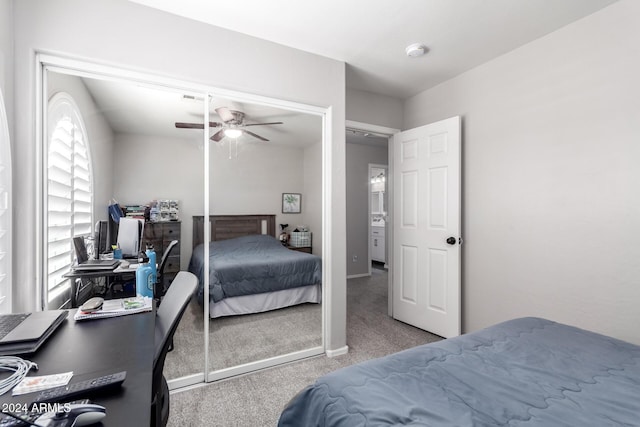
[156,240,179,298]
[152,271,197,426]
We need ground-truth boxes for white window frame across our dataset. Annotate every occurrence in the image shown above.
[0,88,11,314]
[45,92,93,307]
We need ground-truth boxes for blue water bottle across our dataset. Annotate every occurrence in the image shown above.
[136,253,154,298]
[145,244,157,285]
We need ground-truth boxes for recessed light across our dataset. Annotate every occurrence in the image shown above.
[405,43,427,58]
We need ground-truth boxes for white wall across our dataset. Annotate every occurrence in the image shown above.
[12,0,347,351]
[210,142,306,234]
[345,142,388,276]
[47,72,115,223]
[303,141,323,255]
[404,0,640,344]
[113,133,203,269]
[346,88,403,130]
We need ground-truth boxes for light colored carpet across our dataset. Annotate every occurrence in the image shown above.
[167,269,442,426]
[165,299,322,378]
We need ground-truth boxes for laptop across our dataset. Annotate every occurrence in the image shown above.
[72,236,120,271]
[73,259,121,271]
[0,310,68,355]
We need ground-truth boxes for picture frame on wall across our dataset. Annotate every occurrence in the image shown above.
[282,193,301,214]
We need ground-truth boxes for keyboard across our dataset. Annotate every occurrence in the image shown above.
[0,314,30,340]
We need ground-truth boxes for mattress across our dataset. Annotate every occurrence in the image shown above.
[278,317,640,426]
[209,283,321,318]
[188,234,322,304]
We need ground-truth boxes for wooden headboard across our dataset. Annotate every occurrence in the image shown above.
[192,215,276,249]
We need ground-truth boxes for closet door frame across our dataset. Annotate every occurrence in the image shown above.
[35,53,332,391]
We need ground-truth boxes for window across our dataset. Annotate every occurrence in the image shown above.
[46,93,92,304]
[0,88,11,314]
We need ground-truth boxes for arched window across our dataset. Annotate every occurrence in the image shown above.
[46,93,93,304]
[0,88,11,314]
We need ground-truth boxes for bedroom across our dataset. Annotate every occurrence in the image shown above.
[1,0,639,425]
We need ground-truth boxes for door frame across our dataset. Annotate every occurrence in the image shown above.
[346,120,399,316]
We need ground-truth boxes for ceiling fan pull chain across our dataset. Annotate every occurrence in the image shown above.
[228,138,238,159]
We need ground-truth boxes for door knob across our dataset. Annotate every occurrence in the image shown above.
[446,237,456,245]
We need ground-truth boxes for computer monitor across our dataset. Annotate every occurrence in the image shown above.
[117,218,144,258]
[94,220,108,259]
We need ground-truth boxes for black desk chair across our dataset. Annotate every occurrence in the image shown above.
[152,271,197,427]
[156,240,179,299]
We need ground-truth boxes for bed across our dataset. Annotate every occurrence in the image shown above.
[278,317,640,426]
[188,215,322,318]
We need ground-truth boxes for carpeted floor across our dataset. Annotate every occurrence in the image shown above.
[167,269,441,426]
[165,299,322,378]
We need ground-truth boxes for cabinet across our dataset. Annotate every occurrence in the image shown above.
[371,226,385,263]
[142,221,181,289]
[286,232,312,253]
[287,245,312,254]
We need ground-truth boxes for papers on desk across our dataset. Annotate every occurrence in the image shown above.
[74,297,152,321]
[12,371,73,396]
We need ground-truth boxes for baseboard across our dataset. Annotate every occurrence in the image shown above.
[326,345,349,358]
[346,273,371,279]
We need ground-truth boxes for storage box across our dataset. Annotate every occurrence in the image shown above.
[290,231,311,247]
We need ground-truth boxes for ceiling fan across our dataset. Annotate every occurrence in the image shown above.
[175,107,283,142]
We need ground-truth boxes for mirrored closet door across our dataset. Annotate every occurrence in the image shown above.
[203,95,325,378]
[41,57,327,389]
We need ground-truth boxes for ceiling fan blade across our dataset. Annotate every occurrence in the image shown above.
[175,122,204,129]
[215,107,235,122]
[243,122,284,127]
[244,130,269,142]
[210,129,226,142]
[175,121,223,129]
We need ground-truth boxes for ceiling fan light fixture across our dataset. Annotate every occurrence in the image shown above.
[223,128,243,139]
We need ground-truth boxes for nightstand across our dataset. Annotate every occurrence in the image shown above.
[286,245,312,254]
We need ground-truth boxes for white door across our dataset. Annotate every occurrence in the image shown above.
[392,116,461,338]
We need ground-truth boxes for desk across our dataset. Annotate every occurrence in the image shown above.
[64,267,137,308]
[0,309,154,426]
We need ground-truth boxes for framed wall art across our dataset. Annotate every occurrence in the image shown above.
[282,193,301,213]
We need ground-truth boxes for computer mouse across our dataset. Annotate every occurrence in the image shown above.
[120,260,130,268]
[79,297,104,313]
[36,403,106,427]
[70,404,106,426]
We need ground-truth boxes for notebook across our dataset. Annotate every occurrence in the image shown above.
[0,310,68,356]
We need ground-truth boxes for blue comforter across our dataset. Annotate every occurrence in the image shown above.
[188,234,321,304]
[279,317,640,426]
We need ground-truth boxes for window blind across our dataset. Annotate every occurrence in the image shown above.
[47,95,92,303]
